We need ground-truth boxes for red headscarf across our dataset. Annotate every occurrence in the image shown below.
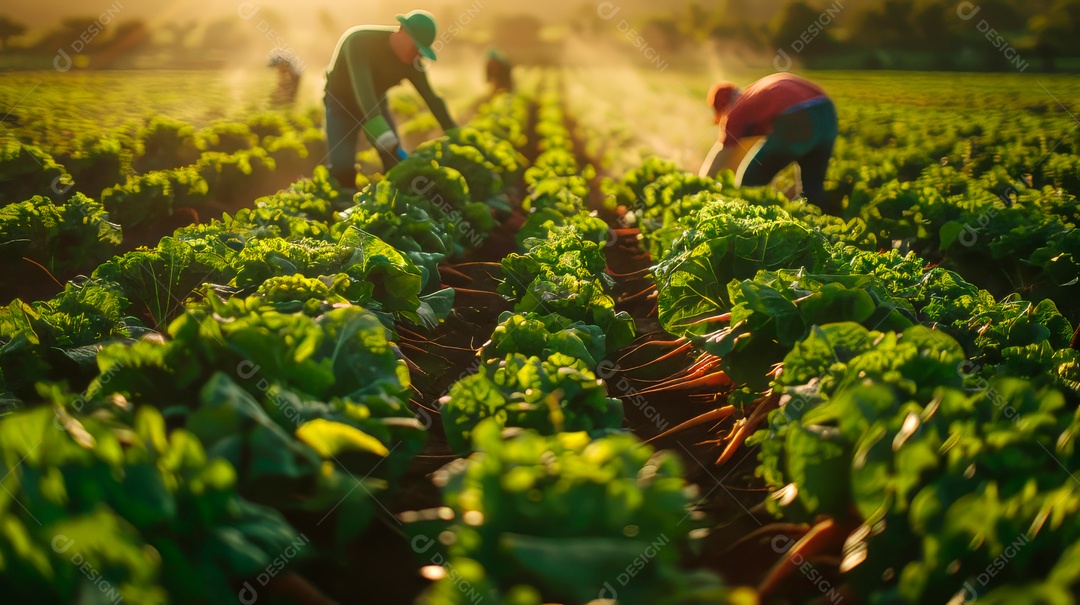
[707,82,738,124]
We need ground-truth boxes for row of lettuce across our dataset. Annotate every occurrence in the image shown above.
[605,156,1080,602]
[412,76,733,605]
[0,91,533,603]
[841,151,1080,327]
[0,112,327,281]
[572,83,1080,329]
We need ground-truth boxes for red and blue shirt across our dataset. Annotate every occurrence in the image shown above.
[720,73,829,145]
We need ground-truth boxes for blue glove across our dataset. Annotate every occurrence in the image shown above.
[395,147,408,160]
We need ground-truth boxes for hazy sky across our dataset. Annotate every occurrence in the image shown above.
[5,0,570,29]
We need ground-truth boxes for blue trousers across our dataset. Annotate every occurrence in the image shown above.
[741,99,839,215]
[323,92,398,187]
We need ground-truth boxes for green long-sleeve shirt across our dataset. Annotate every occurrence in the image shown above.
[325,25,456,130]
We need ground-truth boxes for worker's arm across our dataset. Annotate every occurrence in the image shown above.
[699,141,741,179]
[409,69,458,132]
[701,104,754,179]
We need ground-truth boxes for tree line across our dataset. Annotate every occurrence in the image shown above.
[578,0,1080,71]
[0,11,327,70]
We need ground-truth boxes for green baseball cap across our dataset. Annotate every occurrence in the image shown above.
[396,10,438,61]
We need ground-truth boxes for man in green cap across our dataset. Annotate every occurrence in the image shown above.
[323,9,458,187]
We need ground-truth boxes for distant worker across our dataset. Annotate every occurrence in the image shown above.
[485,48,514,94]
[699,73,840,216]
[268,50,302,107]
[323,9,457,187]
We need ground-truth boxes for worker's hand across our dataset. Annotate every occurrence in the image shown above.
[373,129,402,157]
[362,115,403,157]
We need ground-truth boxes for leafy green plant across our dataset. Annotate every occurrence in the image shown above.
[419,422,726,605]
[92,236,229,329]
[751,321,1080,602]
[0,193,122,274]
[0,279,135,401]
[0,402,302,604]
[480,311,608,369]
[134,116,200,173]
[60,136,132,199]
[198,122,258,153]
[653,199,832,338]
[0,141,67,205]
[440,353,623,454]
[196,148,276,202]
[100,167,209,229]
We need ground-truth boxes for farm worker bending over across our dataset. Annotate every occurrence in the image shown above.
[485,48,514,94]
[699,73,840,216]
[268,50,302,107]
[324,9,457,187]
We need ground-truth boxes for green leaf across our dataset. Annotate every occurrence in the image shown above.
[800,283,876,327]
[785,423,850,517]
[502,534,656,603]
[296,418,390,458]
[938,220,966,250]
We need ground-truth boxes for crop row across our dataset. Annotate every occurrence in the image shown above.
[603,156,1080,601]
[1,112,326,284]
[411,75,731,605]
[0,90,530,603]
